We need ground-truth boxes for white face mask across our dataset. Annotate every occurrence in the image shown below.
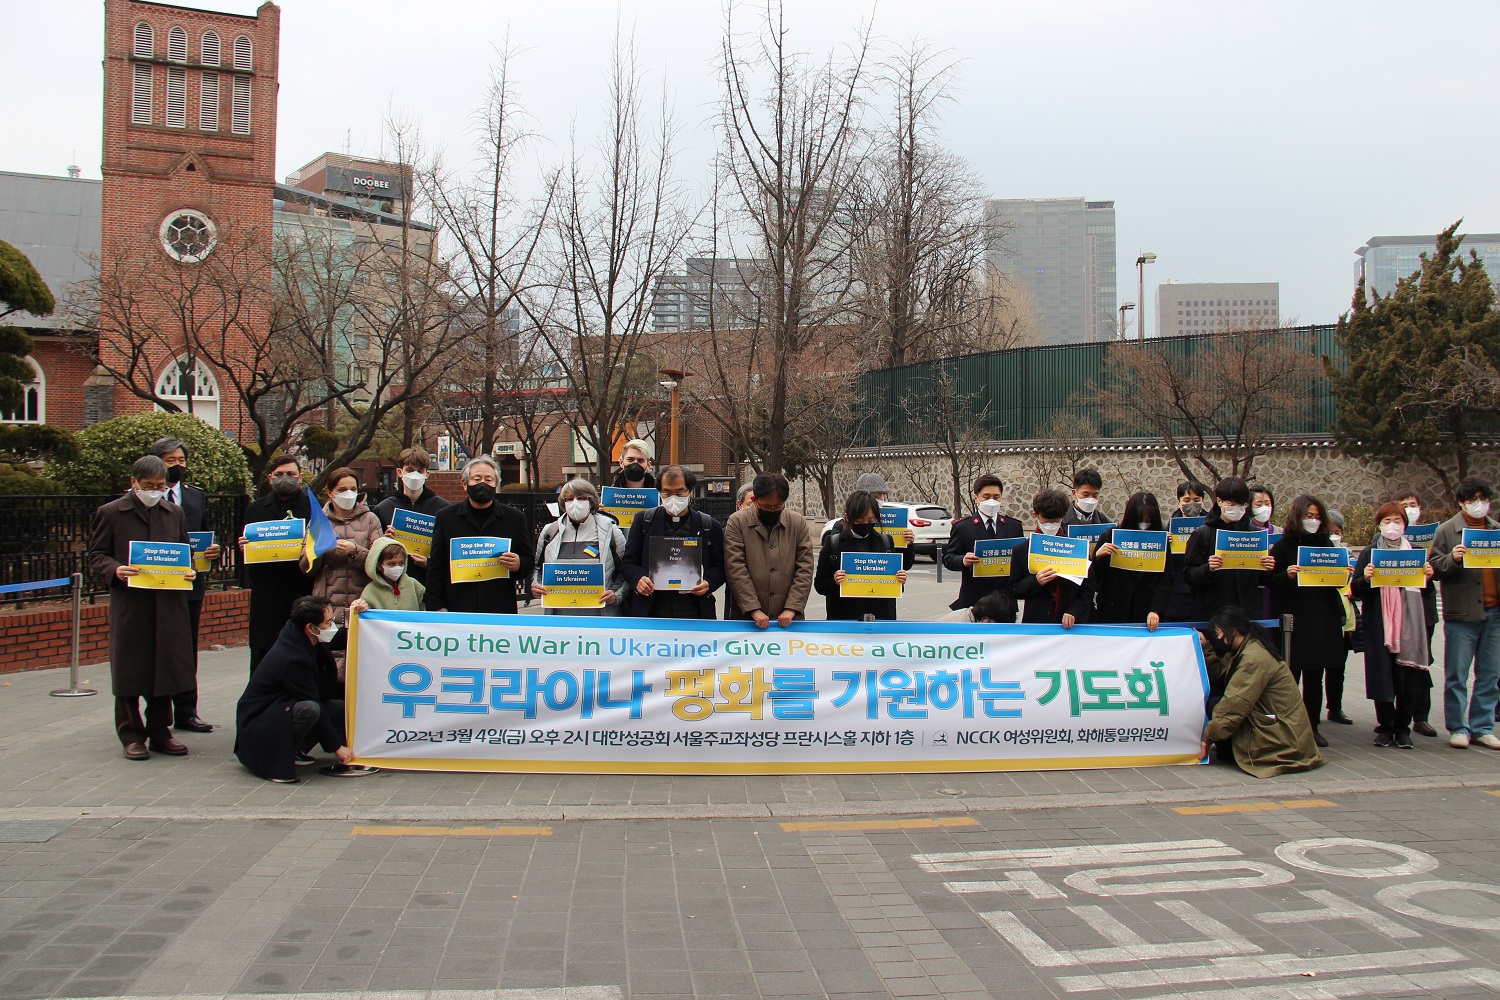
[1404,505,1421,524]
[565,499,592,522]
[977,498,1003,519]
[1037,521,1061,535]
[402,471,426,492]
[1329,534,1343,545]
[332,489,358,510]
[381,562,405,582]
[662,495,691,517]
[1137,521,1152,531]
[316,623,339,644]
[1380,522,1406,541]
[1075,496,1099,514]
[1221,503,1247,522]
[1301,518,1321,534]
[1465,499,1491,520]
[1252,504,1273,523]
[135,488,165,508]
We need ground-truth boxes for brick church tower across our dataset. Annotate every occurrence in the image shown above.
[99,0,280,439]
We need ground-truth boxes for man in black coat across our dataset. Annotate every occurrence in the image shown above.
[1183,476,1275,619]
[371,446,450,585]
[1009,489,1097,626]
[942,473,1023,618]
[234,596,366,784]
[425,456,535,614]
[622,465,726,618]
[238,455,314,675]
[149,436,222,733]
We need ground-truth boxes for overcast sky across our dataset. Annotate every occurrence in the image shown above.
[6,0,1498,328]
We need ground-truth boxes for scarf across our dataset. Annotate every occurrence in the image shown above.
[1374,534,1429,670]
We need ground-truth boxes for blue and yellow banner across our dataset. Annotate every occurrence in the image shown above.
[839,551,903,599]
[1462,528,1500,569]
[1066,522,1112,556]
[243,519,306,563]
[1169,515,1206,554]
[390,509,437,558]
[450,536,511,583]
[1371,548,1427,588]
[1403,523,1437,549]
[973,537,1025,578]
[1215,529,1268,571]
[1297,545,1350,587]
[601,488,658,529]
[187,531,214,573]
[127,540,193,590]
[1109,530,1169,573]
[878,505,909,548]
[1028,534,1090,579]
[541,562,606,609]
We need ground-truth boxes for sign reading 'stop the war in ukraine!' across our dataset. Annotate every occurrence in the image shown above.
[1215,529,1268,571]
[601,488,658,529]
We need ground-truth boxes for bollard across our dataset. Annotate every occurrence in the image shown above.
[1280,612,1294,668]
[50,572,97,698]
[934,545,943,583]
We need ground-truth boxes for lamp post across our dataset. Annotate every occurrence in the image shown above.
[658,369,692,466]
[1118,302,1135,340]
[1135,252,1156,343]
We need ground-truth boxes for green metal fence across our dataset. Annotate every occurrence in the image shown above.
[858,324,1341,446]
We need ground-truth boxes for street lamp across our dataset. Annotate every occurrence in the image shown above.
[1135,252,1157,343]
[658,368,692,466]
[1118,302,1135,340]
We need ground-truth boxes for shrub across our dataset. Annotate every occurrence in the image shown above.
[53,411,252,495]
[0,463,63,495]
[1339,503,1375,548]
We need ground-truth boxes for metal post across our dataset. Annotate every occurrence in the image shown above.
[1280,613,1294,668]
[934,543,942,583]
[50,573,96,698]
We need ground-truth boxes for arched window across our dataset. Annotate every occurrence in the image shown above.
[201,30,220,66]
[232,34,252,70]
[166,25,187,62]
[133,21,154,58]
[155,357,220,428]
[1,357,44,424]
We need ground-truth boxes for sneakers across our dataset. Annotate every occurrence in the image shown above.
[268,776,301,784]
[1394,731,1414,749]
[1475,734,1500,750]
[1451,732,1471,749]
[1373,731,1392,747]
[294,752,317,766]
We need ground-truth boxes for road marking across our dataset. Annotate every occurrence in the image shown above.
[1275,837,1438,878]
[780,816,976,832]
[351,824,553,837]
[982,899,1260,967]
[1064,859,1295,896]
[52,990,624,1000]
[1054,946,1466,991]
[1123,967,1500,1000]
[1173,798,1335,815]
[914,838,1239,873]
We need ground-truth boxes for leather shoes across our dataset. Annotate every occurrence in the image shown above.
[123,742,149,760]
[148,737,189,756]
[175,716,214,733]
[1327,709,1353,725]
[1313,729,1330,748]
[1415,721,1438,737]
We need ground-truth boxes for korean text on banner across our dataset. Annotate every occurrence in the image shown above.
[973,537,1025,578]
[1109,530,1169,573]
[1462,528,1500,569]
[541,562,605,609]
[1297,545,1350,587]
[1370,548,1427,588]
[187,531,214,573]
[128,540,193,590]
[1067,522,1111,556]
[878,505,909,548]
[601,488,658,529]
[1215,529,1268,571]
[243,519,306,563]
[347,612,1209,775]
[839,551,902,599]
[1028,534,1090,579]
[1169,515,1206,554]
[390,509,437,558]
[450,537,511,582]
[1404,523,1437,549]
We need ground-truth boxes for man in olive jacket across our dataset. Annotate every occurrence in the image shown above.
[723,472,815,628]
[1428,475,1500,747]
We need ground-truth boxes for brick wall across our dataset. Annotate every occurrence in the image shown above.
[28,337,98,432]
[0,587,248,675]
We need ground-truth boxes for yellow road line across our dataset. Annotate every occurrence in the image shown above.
[351,824,553,837]
[780,817,978,832]
[1173,799,1336,816]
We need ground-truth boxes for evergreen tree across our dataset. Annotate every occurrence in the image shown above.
[1330,221,1500,501]
[0,239,54,416]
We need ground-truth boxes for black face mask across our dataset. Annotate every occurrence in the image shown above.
[467,482,496,505]
[1206,631,1235,657]
[758,509,782,528]
[622,463,646,483]
[1178,502,1204,518]
[269,475,301,498]
[166,465,186,484]
[848,524,872,538]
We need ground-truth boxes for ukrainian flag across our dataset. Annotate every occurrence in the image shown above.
[303,487,339,561]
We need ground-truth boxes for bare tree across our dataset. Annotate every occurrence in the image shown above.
[898,358,992,515]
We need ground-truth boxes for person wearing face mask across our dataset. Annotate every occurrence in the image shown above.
[1248,484,1279,537]
[1351,502,1436,749]
[723,471,815,629]
[944,474,1024,618]
[1164,480,1211,622]
[532,479,629,616]
[1088,491,1172,630]
[240,455,315,675]
[1060,468,1108,527]
[1009,490,1096,626]
[372,447,450,585]
[814,491,912,621]
[1199,606,1326,777]
[146,436,222,734]
[611,439,658,489]
[1389,487,1440,737]
[1183,476,1276,620]
[1429,476,1500,749]
[1268,495,1350,748]
[86,454,197,761]
[234,596,374,783]
[425,455,534,615]
[300,468,383,682]
[352,538,427,612]
[623,466,726,619]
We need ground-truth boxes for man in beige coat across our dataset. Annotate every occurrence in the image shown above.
[724,472,816,628]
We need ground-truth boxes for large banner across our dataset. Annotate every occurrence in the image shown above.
[348,611,1209,775]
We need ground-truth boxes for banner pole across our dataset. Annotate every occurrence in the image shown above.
[50,572,97,698]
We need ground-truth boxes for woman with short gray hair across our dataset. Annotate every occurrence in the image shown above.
[532,479,628,616]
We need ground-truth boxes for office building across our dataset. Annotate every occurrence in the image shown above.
[1355,233,1500,297]
[285,152,411,220]
[651,258,766,332]
[986,197,1116,344]
[1157,281,1280,337]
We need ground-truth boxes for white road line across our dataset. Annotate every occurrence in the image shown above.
[50,990,624,1000]
[1122,967,1500,1000]
[1054,946,1467,991]
[913,838,1240,872]
[980,899,1259,967]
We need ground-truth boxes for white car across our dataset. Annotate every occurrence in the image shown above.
[822,501,954,562]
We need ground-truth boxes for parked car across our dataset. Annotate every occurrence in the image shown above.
[822,501,954,562]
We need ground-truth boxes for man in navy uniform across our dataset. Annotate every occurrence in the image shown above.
[942,474,1023,620]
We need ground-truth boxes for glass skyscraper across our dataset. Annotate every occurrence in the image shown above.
[1355,233,1500,298]
[986,197,1117,344]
